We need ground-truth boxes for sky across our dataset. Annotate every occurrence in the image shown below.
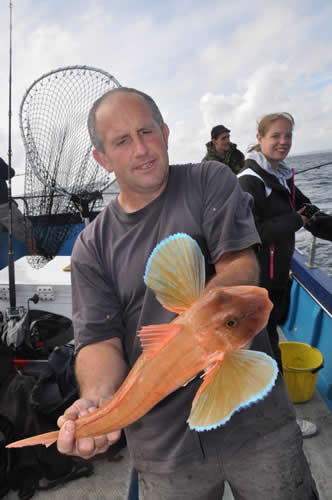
[0,0,332,194]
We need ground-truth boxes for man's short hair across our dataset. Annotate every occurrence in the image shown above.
[211,125,230,140]
[88,87,165,152]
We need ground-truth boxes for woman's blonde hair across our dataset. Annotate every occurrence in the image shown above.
[248,112,295,152]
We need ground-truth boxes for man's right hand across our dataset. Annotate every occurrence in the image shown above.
[57,398,122,459]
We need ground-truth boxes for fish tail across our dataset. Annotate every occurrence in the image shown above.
[6,430,59,448]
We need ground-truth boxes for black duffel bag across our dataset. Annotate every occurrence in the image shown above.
[30,342,78,422]
[1,309,73,358]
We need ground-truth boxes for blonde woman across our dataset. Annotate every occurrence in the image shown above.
[238,113,319,438]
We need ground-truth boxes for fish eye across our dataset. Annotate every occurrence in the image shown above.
[226,319,237,328]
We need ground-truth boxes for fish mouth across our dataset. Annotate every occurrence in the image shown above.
[244,301,272,334]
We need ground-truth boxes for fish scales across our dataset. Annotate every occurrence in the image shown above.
[76,322,208,437]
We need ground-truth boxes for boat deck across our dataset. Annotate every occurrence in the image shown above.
[4,387,332,500]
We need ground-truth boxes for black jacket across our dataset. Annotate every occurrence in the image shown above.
[0,157,15,204]
[238,159,310,290]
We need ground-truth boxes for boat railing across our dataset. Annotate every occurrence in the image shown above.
[290,272,332,320]
[291,243,332,317]
[306,235,318,269]
[297,231,331,276]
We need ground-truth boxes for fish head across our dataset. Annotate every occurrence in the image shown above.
[191,285,273,351]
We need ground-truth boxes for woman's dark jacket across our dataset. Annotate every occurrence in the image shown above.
[238,159,310,291]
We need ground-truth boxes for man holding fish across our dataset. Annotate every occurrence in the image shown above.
[12,89,318,498]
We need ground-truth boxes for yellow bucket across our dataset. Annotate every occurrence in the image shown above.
[279,341,324,403]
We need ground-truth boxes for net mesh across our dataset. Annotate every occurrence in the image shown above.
[20,65,121,268]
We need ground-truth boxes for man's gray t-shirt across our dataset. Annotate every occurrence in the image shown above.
[71,162,295,473]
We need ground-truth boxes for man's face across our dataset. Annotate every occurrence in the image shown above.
[93,93,170,209]
[213,133,231,153]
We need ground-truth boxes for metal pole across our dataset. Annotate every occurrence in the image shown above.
[7,0,17,314]
[306,236,317,269]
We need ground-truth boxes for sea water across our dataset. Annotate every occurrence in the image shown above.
[287,151,332,278]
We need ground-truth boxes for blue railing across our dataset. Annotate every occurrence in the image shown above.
[282,249,332,413]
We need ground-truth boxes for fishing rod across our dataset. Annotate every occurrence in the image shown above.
[297,160,332,175]
[7,1,19,317]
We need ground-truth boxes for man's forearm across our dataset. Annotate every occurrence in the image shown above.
[75,338,128,403]
[206,247,260,291]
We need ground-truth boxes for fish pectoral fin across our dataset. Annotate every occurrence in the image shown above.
[188,350,278,431]
[138,323,184,356]
[144,233,205,314]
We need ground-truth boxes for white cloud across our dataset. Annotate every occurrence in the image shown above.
[198,63,293,156]
[0,0,331,185]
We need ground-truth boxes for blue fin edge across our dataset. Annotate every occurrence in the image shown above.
[188,353,279,432]
[143,233,203,285]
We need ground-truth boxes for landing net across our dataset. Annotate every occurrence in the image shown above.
[20,65,121,268]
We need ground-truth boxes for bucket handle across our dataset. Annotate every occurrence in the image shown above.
[284,361,324,374]
[311,362,324,374]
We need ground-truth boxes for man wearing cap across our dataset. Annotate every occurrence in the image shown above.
[202,125,244,174]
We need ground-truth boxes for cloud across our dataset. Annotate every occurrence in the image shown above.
[0,0,331,186]
[198,63,293,155]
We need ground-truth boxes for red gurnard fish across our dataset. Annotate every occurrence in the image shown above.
[7,233,277,448]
